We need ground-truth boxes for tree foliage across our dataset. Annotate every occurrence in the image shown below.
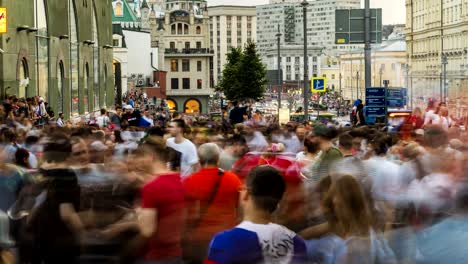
[216,41,267,102]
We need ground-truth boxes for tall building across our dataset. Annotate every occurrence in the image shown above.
[406,0,468,116]
[0,0,113,118]
[257,0,362,84]
[208,6,257,84]
[152,0,213,114]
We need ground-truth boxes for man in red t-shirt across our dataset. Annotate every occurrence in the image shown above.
[138,137,185,264]
[183,143,242,264]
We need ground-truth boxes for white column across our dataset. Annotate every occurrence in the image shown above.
[232,16,238,48]
[212,16,218,83]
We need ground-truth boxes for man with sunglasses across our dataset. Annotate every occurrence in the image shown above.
[205,166,306,264]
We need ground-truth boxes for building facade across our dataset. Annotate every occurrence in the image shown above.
[340,39,407,101]
[152,0,213,114]
[208,6,257,84]
[257,0,362,84]
[406,0,468,116]
[0,0,114,118]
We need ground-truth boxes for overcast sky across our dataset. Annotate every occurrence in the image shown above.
[207,0,406,25]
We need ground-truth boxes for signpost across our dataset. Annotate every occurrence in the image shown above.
[365,87,408,124]
[311,77,327,93]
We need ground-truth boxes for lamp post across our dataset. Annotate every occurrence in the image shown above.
[442,54,448,103]
[276,25,282,113]
[301,0,310,122]
[364,0,372,89]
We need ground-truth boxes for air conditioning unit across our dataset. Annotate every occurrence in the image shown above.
[130,74,137,80]
[137,79,145,87]
[137,74,144,79]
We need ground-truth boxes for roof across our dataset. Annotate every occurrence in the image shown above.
[112,0,139,23]
[112,24,127,48]
[344,39,406,54]
[141,0,149,9]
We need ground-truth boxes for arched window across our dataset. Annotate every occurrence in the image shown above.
[184,24,189,34]
[69,0,79,116]
[57,61,64,114]
[35,0,49,100]
[18,58,29,99]
[92,3,100,110]
[84,63,89,113]
[115,2,123,17]
[196,26,201,34]
[166,99,177,112]
[184,98,201,113]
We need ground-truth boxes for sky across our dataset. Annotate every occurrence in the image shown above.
[207,0,406,25]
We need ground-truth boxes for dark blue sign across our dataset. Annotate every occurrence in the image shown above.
[366,87,386,98]
[365,106,386,116]
[386,98,405,108]
[313,79,326,91]
[366,98,386,106]
[386,88,407,98]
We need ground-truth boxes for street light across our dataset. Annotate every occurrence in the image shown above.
[276,25,282,113]
[301,0,309,122]
[442,54,448,103]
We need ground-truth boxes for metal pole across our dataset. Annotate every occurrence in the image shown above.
[356,71,359,99]
[302,0,309,122]
[364,0,372,89]
[276,25,282,112]
[440,72,443,102]
[443,54,447,103]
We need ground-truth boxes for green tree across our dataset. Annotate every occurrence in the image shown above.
[216,47,242,101]
[217,42,267,102]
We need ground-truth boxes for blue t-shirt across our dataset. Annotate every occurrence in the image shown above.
[206,221,307,264]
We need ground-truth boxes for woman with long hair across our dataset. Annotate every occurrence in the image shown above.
[306,175,396,264]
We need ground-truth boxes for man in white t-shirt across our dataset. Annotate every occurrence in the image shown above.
[166,119,200,178]
[96,108,110,128]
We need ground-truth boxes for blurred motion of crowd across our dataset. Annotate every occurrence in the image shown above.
[0,93,468,264]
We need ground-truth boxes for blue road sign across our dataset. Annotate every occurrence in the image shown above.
[387,98,405,108]
[386,88,407,98]
[366,98,386,106]
[365,106,386,116]
[366,87,386,98]
[312,78,327,92]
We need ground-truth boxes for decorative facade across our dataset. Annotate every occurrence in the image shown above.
[0,0,114,118]
[406,0,468,116]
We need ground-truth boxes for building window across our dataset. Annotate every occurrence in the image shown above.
[84,63,89,113]
[313,57,317,62]
[177,23,182,34]
[171,78,179,89]
[197,61,202,71]
[331,74,335,79]
[115,2,123,17]
[170,42,175,49]
[322,74,326,78]
[57,61,64,114]
[113,39,119,47]
[196,42,202,49]
[171,59,178,71]
[197,79,202,89]
[196,26,201,34]
[184,24,189,34]
[286,57,291,62]
[185,42,190,49]
[182,59,190,72]
[171,24,176,34]
[183,78,190,89]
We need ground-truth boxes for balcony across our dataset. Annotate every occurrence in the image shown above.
[165,48,214,57]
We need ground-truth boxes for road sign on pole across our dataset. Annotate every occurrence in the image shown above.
[311,77,327,93]
[335,9,382,45]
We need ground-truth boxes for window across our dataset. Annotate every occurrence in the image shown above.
[286,57,291,63]
[313,57,317,62]
[182,59,190,72]
[331,74,335,79]
[115,2,123,17]
[184,24,189,34]
[171,59,178,71]
[177,23,182,34]
[35,0,49,101]
[171,78,179,89]
[197,79,202,89]
[196,42,202,49]
[57,61,64,113]
[197,61,202,71]
[113,39,119,47]
[171,24,176,34]
[170,42,175,49]
[322,74,326,78]
[185,42,190,49]
[196,26,201,34]
[183,78,190,89]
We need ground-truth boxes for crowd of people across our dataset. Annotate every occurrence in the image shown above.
[0,93,468,264]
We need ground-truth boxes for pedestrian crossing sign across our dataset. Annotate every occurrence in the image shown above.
[311,77,327,93]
